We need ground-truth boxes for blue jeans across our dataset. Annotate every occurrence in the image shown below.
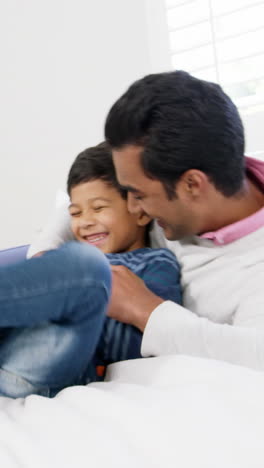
[0,242,111,398]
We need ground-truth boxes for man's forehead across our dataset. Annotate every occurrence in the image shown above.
[112,146,158,193]
[113,148,143,179]
[112,144,143,156]
[112,145,143,166]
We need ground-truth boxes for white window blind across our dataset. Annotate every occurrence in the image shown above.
[165,0,264,113]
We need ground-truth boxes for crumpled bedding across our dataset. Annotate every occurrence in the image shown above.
[0,355,263,468]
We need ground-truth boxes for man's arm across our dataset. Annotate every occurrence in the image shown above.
[109,266,264,371]
[108,265,163,331]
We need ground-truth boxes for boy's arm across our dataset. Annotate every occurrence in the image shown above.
[27,198,74,258]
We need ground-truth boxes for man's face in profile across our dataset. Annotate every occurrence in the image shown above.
[112,145,201,240]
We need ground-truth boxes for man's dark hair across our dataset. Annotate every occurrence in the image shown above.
[105,70,245,198]
[67,141,127,198]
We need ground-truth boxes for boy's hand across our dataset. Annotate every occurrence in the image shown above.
[108,265,164,332]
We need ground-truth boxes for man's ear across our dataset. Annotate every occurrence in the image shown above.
[136,209,152,227]
[179,169,209,199]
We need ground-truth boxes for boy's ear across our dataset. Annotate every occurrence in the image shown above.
[136,209,152,227]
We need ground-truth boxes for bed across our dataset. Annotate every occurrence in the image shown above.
[0,246,263,467]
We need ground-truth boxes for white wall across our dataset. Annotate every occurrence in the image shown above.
[2,1,263,250]
[0,0,152,249]
[242,109,264,156]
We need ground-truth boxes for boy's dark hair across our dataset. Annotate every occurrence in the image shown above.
[105,70,245,198]
[67,141,127,198]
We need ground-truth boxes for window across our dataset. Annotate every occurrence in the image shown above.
[165,0,264,115]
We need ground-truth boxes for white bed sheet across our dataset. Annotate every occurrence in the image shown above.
[0,355,263,468]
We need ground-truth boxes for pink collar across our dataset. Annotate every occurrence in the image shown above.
[201,157,264,245]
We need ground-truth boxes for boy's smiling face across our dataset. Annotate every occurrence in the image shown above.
[69,179,149,254]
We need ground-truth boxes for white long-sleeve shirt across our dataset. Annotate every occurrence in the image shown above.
[142,224,264,371]
[28,158,264,371]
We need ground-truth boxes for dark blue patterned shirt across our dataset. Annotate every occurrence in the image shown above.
[92,248,181,374]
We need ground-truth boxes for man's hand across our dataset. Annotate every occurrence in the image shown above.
[108,265,164,332]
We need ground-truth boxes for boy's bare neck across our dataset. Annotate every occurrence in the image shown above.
[124,230,147,253]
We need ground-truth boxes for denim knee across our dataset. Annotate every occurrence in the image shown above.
[60,241,112,296]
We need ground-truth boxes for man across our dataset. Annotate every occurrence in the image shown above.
[104,70,264,371]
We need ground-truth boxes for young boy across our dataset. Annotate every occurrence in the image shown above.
[65,141,182,380]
